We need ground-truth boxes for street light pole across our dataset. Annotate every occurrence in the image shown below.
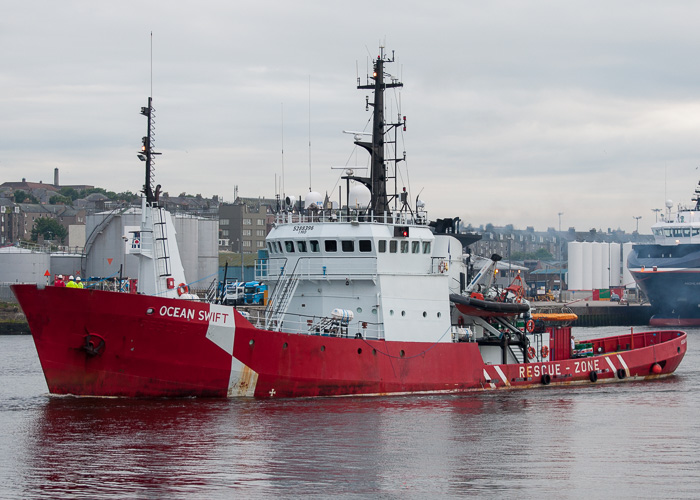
[633,216,642,233]
[558,212,563,301]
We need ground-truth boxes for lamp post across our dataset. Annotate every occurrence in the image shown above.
[558,212,563,301]
[651,208,661,222]
[633,216,642,234]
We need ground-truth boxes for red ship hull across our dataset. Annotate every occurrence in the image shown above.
[12,284,688,399]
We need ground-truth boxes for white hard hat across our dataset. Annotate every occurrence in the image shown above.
[69,275,74,280]
[57,275,63,279]
[76,276,81,281]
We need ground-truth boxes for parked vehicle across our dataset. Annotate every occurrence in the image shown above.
[244,281,268,305]
[224,282,245,306]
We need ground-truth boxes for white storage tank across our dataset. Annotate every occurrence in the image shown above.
[600,242,610,289]
[581,242,593,290]
[0,247,50,284]
[592,242,603,289]
[567,242,583,290]
[610,242,622,287]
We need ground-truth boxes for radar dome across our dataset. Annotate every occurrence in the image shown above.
[305,191,323,209]
[665,199,673,209]
[348,183,371,209]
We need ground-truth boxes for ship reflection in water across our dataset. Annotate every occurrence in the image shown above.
[2,330,699,498]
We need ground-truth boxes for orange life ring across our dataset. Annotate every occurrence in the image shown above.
[177,283,189,296]
[541,345,549,358]
[527,346,536,359]
[525,319,535,333]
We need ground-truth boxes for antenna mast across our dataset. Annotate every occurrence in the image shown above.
[353,46,404,217]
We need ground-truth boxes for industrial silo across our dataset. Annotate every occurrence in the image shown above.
[567,242,583,290]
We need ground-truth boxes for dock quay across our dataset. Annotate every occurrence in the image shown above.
[533,301,654,327]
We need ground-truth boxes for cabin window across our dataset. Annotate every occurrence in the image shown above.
[390,240,397,253]
[310,240,320,252]
[359,240,372,252]
[325,240,337,252]
[411,241,420,253]
[378,240,386,253]
[422,241,431,254]
[342,240,354,252]
[683,228,691,237]
[693,229,700,237]
[297,241,307,252]
[276,241,283,253]
[401,241,409,253]
[267,242,275,253]
[285,241,295,253]
[664,229,672,237]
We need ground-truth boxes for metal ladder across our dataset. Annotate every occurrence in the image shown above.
[265,263,300,331]
[153,207,172,278]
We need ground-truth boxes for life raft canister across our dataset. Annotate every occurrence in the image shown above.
[177,283,189,296]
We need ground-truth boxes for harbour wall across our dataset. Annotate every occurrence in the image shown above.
[568,304,653,327]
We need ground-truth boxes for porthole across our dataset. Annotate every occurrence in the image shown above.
[283,342,288,349]
[357,307,363,313]
[321,345,326,352]
[357,348,362,354]
[401,311,406,317]
[422,311,427,318]
[249,340,255,347]
[373,349,377,355]
[146,308,154,315]
[400,350,405,358]
[390,310,394,316]
[372,308,377,314]
[437,312,442,318]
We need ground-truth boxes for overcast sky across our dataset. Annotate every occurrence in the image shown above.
[3,1,700,234]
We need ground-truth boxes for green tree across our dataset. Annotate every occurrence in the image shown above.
[14,190,38,204]
[31,217,68,244]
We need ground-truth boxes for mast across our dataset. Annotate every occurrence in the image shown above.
[354,47,404,217]
[138,97,161,204]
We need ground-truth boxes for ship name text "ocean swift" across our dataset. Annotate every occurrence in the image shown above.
[159,305,231,324]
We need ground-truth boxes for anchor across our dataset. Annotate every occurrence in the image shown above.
[82,333,106,357]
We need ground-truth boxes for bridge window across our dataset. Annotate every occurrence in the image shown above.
[401,241,409,253]
[297,241,307,252]
[285,241,295,253]
[310,240,320,252]
[268,242,275,253]
[390,240,397,253]
[412,241,419,253]
[422,242,431,253]
[359,240,372,252]
[342,240,354,252]
[378,240,386,253]
[325,240,337,252]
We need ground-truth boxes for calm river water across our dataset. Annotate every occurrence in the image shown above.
[1,326,699,499]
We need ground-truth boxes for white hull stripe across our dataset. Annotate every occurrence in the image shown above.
[483,369,496,389]
[494,366,510,387]
[605,356,617,373]
[616,354,630,377]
